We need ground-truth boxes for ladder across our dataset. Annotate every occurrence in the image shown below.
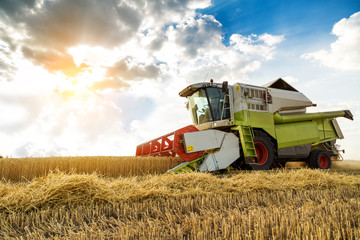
[238,125,257,160]
[237,85,258,163]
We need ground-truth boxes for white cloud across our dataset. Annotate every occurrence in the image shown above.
[0,0,286,158]
[149,16,283,85]
[0,0,212,79]
[230,33,284,60]
[259,33,285,46]
[302,11,360,70]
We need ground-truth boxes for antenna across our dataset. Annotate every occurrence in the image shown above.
[202,73,209,82]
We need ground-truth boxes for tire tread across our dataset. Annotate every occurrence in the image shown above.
[250,130,275,170]
[308,149,332,169]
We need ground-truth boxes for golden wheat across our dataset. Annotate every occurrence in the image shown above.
[0,156,183,181]
[2,156,359,183]
[0,169,359,239]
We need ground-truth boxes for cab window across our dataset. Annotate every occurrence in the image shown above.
[188,87,230,125]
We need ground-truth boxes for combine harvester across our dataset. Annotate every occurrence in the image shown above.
[136,78,353,172]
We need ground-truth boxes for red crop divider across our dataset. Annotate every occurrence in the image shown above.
[135,125,203,161]
[136,132,176,157]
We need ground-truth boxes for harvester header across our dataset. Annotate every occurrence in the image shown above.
[136,78,353,172]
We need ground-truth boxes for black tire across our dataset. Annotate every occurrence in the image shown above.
[307,149,332,169]
[231,156,252,170]
[248,131,275,170]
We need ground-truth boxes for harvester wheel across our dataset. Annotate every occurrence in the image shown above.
[249,131,275,170]
[307,149,332,169]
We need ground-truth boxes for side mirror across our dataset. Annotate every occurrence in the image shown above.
[222,81,228,93]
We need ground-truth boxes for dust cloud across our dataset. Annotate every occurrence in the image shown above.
[332,160,360,170]
[285,160,360,170]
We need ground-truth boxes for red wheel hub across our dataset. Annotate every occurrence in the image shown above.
[319,155,329,169]
[251,142,268,166]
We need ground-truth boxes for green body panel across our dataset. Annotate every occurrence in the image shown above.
[275,121,320,148]
[232,110,343,150]
[274,112,343,148]
[314,118,338,144]
[273,111,349,123]
[232,110,275,158]
[233,111,276,139]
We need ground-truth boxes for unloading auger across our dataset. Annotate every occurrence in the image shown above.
[136,78,353,172]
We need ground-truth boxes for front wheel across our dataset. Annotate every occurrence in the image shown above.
[249,131,275,170]
[307,149,332,169]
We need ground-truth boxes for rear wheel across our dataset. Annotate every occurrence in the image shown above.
[307,149,332,169]
[249,131,275,170]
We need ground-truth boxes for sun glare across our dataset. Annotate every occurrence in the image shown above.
[55,68,105,99]
[68,45,118,67]
[51,45,115,98]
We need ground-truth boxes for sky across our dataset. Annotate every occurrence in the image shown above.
[0,0,359,159]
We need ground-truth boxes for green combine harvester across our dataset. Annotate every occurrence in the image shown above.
[136,78,353,172]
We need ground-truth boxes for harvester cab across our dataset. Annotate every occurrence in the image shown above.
[183,80,232,128]
[136,78,353,173]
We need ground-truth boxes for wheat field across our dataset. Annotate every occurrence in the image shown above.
[0,156,183,181]
[1,156,359,182]
[0,157,359,239]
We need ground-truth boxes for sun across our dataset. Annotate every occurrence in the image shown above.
[53,45,116,98]
[14,45,116,99]
[54,68,105,99]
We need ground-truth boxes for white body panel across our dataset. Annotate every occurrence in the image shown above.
[267,88,313,113]
[183,130,240,172]
[199,132,240,172]
[232,83,314,114]
[183,130,225,153]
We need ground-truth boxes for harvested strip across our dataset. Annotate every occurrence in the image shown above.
[0,169,359,213]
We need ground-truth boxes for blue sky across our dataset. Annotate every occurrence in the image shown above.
[200,0,360,46]
[0,0,359,159]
